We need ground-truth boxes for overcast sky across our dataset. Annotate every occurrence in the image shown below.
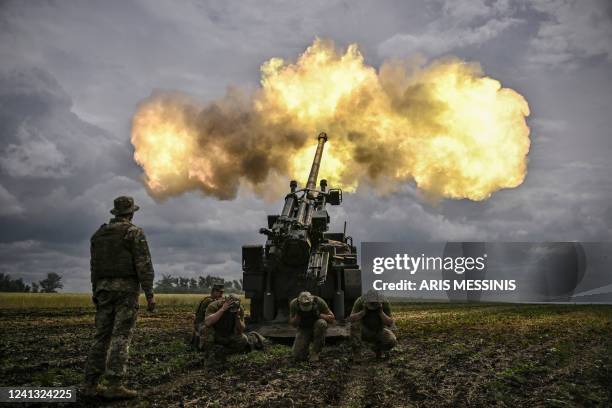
[1,0,611,292]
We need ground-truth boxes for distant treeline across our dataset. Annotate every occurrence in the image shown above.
[0,272,239,295]
[154,274,243,294]
[0,272,63,293]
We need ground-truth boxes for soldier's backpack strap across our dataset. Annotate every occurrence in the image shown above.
[194,297,211,325]
[123,224,140,242]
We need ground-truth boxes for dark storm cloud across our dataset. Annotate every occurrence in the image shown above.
[0,0,430,136]
[0,64,272,290]
[1,0,611,292]
[0,67,136,244]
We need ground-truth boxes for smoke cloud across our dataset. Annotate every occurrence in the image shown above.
[131,39,530,201]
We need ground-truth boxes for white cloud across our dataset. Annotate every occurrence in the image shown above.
[530,118,567,134]
[378,0,523,58]
[526,0,612,69]
[379,17,521,57]
[1,123,71,178]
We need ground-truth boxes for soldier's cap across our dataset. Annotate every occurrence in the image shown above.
[297,291,314,311]
[211,283,225,291]
[226,294,240,312]
[110,196,139,216]
[211,278,224,291]
[365,289,384,309]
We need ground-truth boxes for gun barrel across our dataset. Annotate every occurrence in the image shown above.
[296,133,327,225]
[305,133,328,190]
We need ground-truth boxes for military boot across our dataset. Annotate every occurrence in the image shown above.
[102,384,137,400]
[309,352,320,363]
[249,332,267,350]
[80,382,107,397]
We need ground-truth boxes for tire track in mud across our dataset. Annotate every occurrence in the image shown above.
[77,366,214,407]
[137,347,380,408]
[336,360,372,408]
[337,354,414,408]
[142,367,209,407]
[139,346,412,407]
[136,355,230,407]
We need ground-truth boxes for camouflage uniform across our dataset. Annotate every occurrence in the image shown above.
[290,293,331,361]
[201,296,261,353]
[192,283,224,347]
[84,197,154,388]
[350,295,397,353]
[192,295,215,347]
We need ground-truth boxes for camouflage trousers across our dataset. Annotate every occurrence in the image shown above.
[292,319,328,361]
[84,290,138,384]
[190,323,204,348]
[197,326,259,354]
[350,321,397,352]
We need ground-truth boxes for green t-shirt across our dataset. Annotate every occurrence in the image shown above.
[351,296,392,332]
[289,296,330,329]
[205,299,245,337]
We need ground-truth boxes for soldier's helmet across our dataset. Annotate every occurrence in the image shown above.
[110,196,140,216]
[365,289,384,310]
[226,294,241,312]
[297,291,314,312]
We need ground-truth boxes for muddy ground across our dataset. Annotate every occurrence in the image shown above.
[1,303,610,407]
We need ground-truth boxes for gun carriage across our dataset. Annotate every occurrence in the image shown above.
[242,133,362,337]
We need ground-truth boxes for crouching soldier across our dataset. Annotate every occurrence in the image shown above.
[191,282,224,347]
[349,289,397,359]
[202,294,265,353]
[289,291,335,362]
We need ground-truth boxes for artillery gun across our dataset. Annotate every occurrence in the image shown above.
[242,133,361,337]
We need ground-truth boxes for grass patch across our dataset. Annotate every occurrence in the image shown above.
[0,293,235,309]
[1,301,610,407]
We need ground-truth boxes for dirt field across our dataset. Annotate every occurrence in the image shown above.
[0,295,610,407]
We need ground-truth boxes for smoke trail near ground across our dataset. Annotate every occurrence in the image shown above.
[131,38,530,201]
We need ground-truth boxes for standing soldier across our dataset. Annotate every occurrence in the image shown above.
[349,289,397,359]
[289,291,335,362]
[202,294,265,353]
[191,282,224,348]
[83,196,155,399]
